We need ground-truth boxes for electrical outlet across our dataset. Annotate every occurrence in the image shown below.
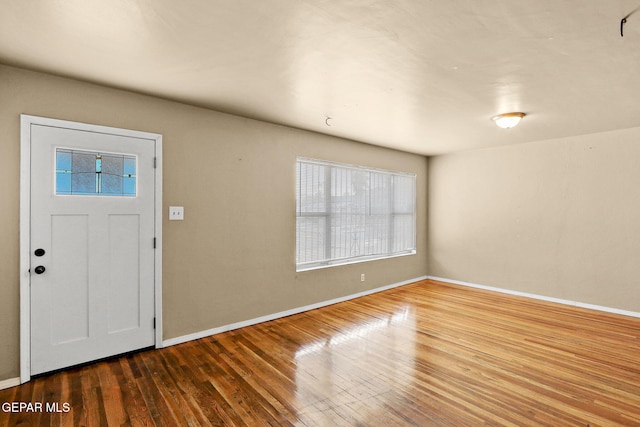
[360,273,365,282]
[169,206,184,220]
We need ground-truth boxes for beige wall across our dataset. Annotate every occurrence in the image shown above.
[0,64,428,381]
[428,128,640,312]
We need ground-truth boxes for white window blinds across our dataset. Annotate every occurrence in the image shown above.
[296,157,416,271]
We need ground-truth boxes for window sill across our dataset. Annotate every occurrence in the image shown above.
[296,250,416,272]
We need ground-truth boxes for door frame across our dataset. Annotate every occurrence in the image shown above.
[19,114,163,383]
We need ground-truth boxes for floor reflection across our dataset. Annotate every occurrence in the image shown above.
[293,305,416,425]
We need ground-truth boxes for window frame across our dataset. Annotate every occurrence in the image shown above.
[296,157,417,272]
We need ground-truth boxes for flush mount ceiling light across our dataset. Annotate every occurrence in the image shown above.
[492,112,525,129]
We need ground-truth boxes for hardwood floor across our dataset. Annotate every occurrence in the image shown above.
[2,279,640,426]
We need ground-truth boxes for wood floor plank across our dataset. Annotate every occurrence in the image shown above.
[2,279,640,426]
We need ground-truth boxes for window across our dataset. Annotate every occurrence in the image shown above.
[56,148,137,197]
[296,157,416,271]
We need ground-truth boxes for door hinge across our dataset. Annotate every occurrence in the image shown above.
[153,317,156,329]
[153,237,156,249]
[153,157,157,169]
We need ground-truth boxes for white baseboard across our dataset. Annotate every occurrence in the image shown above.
[428,276,640,319]
[0,377,21,391]
[162,275,428,348]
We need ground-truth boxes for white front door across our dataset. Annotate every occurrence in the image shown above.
[24,117,160,376]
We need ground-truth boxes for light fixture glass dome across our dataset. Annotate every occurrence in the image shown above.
[492,112,525,129]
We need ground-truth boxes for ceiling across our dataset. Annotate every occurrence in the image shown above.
[1,0,640,155]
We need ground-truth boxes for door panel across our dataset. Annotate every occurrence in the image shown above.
[50,214,90,344]
[29,122,156,376]
[107,214,141,334]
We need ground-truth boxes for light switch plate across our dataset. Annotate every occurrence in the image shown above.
[169,206,184,220]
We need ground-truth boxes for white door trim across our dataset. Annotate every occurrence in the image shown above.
[19,115,163,383]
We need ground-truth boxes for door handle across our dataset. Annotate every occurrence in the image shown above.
[34,266,46,274]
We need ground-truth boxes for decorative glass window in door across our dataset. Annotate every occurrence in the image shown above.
[55,148,137,196]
